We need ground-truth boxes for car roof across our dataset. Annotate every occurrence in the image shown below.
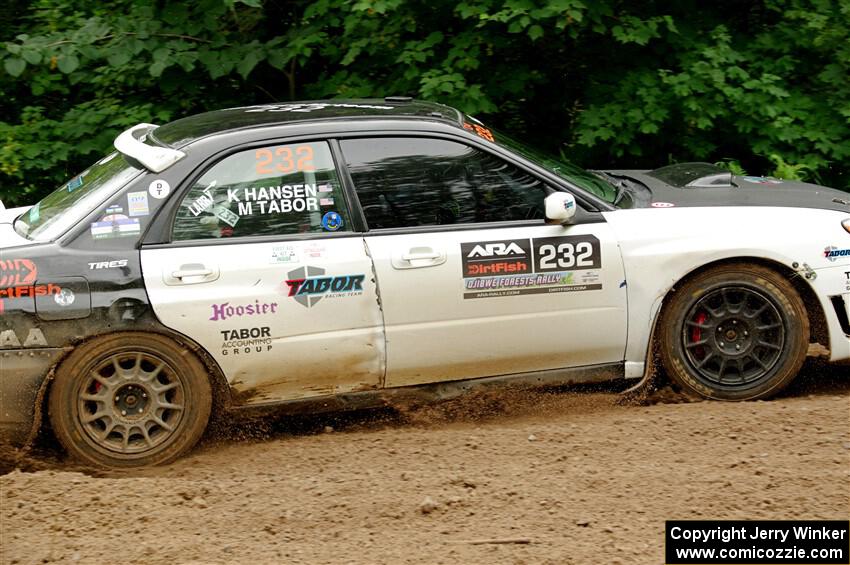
[150,99,464,148]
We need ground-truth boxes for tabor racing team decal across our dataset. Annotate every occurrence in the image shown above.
[284,266,365,308]
[823,245,850,262]
[220,326,272,356]
[461,236,602,299]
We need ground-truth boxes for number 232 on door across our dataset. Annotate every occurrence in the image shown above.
[255,145,315,175]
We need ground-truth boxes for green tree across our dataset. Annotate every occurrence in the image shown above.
[2,0,848,207]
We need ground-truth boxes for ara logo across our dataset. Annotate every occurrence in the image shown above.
[0,328,48,349]
[467,242,527,258]
[284,266,365,308]
[461,239,533,278]
[823,246,850,262]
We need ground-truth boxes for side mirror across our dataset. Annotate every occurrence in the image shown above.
[544,192,577,224]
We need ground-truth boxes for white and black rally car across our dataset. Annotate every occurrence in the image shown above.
[1,98,848,467]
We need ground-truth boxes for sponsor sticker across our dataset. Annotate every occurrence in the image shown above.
[823,246,850,262]
[0,328,48,348]
[212,205,240,227]
[105,204,124,215]
[303,243,325,259]
[743,176,783,184]
[0,259,38,287]
[90,217,141,239]
[54,288,76,307]
[219,327,273,356]
[284,266,364,308]
[0,283,62,314]
[66,175,84,192]
[148,179,171,199]
[321,211,343,231]
[461,235,603,299]
[271,245,299,264]
[320,197,335,207]
[127,191,150,216]
[209,301,278,321]
[88,260,129,270]
[461,239,532,278]
[318,184,333,193]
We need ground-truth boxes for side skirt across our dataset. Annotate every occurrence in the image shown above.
[227,362,626,418]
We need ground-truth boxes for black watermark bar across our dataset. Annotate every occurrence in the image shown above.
[666,520,849,564]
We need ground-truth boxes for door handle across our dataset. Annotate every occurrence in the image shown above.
[401,251,441,262]
[172,268,213,279]
[393,247,446,270]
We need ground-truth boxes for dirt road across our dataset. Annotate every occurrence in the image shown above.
[1,366,848,565]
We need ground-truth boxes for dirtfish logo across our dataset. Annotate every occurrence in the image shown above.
[284,266,365,308]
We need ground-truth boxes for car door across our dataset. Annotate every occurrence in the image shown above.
[141,140,385,403]
[339,136,627,387]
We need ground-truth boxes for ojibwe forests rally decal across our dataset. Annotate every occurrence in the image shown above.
[461,236,602,299]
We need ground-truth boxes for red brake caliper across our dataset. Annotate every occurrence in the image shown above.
[691,312,707,342]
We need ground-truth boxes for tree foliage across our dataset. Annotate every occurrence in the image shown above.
[2,0,848,206]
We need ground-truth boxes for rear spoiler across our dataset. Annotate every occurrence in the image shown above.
[113,123,185,173]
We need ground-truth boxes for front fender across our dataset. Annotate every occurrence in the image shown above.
[605,206,850,367]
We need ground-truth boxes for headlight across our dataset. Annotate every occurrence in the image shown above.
[844,218,850,234]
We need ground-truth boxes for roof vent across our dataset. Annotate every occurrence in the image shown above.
[384,96,413,103]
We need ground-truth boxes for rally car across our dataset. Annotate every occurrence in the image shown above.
[1,98,848,468]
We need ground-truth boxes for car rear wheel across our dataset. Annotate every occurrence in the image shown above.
[659,264,809,400]
[49,332,212,467]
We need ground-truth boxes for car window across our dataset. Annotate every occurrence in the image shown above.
[172,141,349,240]
[340,137,546,229]
[14,152,142,242]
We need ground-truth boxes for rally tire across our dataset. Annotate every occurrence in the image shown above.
[658,264,809,401]
[48,332,212,468]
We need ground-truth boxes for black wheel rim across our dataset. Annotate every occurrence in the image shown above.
[77,351,186,454]
[682,286,785,387]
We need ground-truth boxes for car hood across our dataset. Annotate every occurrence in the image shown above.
[0,205,35,248]
[607,163,850,213]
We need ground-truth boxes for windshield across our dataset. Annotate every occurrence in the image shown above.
[464,116,617,203]
[14,152,142,241]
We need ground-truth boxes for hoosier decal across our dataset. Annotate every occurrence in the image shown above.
[461,235,603,299]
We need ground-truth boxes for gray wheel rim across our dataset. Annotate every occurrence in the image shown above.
[77,351,186,454]
[681,285,786,387]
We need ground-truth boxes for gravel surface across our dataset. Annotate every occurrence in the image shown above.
[1,366,848,564]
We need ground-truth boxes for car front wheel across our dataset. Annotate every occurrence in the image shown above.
[659,264,809,400]
[48,332,212,467]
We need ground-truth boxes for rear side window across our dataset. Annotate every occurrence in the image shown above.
[172,141,349,240]
[340,137,546,230]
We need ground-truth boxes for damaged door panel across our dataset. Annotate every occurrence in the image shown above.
[142,237,386,403]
